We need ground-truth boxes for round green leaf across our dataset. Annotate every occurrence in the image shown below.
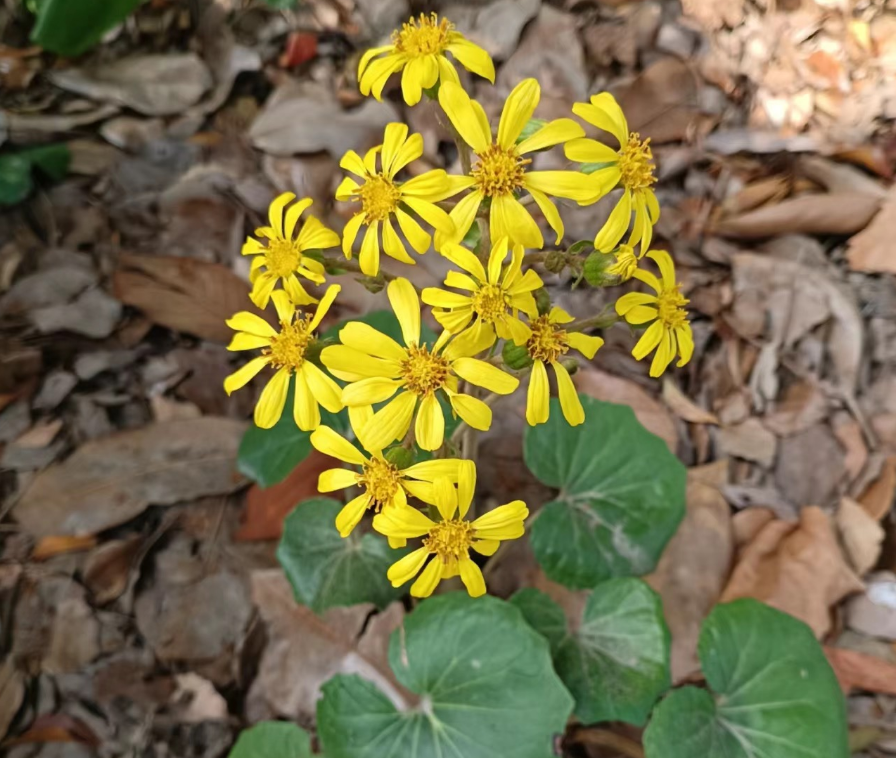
[31,0,142,57]
[525,395,686,588]
[644,599,849,758]
[277,498,407,613]
[512,579,670,726]
[229,721,312,758]
[317,593,573,758]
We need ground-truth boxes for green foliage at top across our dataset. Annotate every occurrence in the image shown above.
[0,144,70,207]
[30,0,143,57]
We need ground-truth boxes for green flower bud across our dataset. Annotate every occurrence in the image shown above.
[559,357,579,376]
[385,446,415,470]
[360,274,386,294]
[543,249,567,274]
[583,251,622,287]
[534,287,552,315]
[502,341,533,370]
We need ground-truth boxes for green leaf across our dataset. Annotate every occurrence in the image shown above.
[317,593,574,758]
[229,721,313,758]
[461,219,482,250]
[0,144,70,207]
[512,579,671,726]
[277,498,408,613]
[30,0,143,57]
[237,382,348,489]
[644,600,849,758]
[525,395,686,588]
[581,161,618,175]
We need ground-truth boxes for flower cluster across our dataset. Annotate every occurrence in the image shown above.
[223,14,693,598]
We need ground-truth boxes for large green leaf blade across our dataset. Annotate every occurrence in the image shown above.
[31,0,143,57]
[525,395,686,588]
[644,600,849,758]
[317,593,574,758]
[277,498,407,613]
[228,721,313,758]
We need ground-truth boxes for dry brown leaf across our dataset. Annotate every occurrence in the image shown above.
[824,646,896,695]
[31,534,97,561]
[83,535,144,605]
[721,175,791,216]
[714,193,882,238]
[731,507,777,549]
[662,379,719,425]
[574,367,677,452]
[113,254,265,344]
[646,461,733,682]
[763,381,828,437]
[846,573,896,641]
[847,184,896,274]
[717,418,777,468]
[832,413,868,483]
[0,658,24,741]
[14,417,246,538]
[859,455,896,521]
[837,497,884,575]
[721,506,863,637]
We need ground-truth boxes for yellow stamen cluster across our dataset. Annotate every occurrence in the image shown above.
[359,457,402,508]
[471,284,508,322]
[472,145,529,197]
[263,238,301,278]
[358,174,402,223]
[393,13,453,57]
[401,345,451,395]
[619,132,656,192]
[424,519,474,561]
[526,315,570,362]
[657,288,689,328]
[265,319,312,372]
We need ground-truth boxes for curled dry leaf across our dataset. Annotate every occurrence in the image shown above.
[662,379,719,425]
[13,418,246,538]
[83,535,144,605]
[836,497,884,576]
[720,506,863,638]
[858,455,896,521]
[847,184,896,275]
[31,534,96,561]
[717,418,777,468]
[763,381,828,437]
[0,658,24,741]
[846,573,896,641]
[824,646,896,696]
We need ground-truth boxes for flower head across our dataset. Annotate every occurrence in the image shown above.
[436,78,597,250]
[524,307,603,427]
[358,13,495,106]
[608,244,638,282]
[224,286,343,429]
[373,462,528,598]
[320,278,519,451]
[422,236,542,355]
[243,193,339,309]
[615,250,692,378]
[337,123,455,276]
[310,421,464,537]
[565,93,660,254]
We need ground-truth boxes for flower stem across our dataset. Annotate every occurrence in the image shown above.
[569,309,619,331]
[321,257,396,282]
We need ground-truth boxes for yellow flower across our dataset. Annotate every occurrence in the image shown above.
[524,307,603,427]
[358,13,495,106]
[336,123,455,277]
[565,93,660,254]
[436,78,598,250]
[243,192,339,309]
[320,278,519,452]
[421,236,542,355]
[615,250,693,378]
[373,463,528,598]
[224,286,343,430]
[309,421,464,538]
[608,243,638,282]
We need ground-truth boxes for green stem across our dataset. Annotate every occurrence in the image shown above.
[321,256,396,282]
[569,310,620,331]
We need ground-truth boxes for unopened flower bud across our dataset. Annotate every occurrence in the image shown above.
[534,287,551,315]
[502,341,533,370]
[544,249,567,274]
[385,446,415,470]
[583,251,621,287]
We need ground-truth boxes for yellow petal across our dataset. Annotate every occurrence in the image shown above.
[438,81,491,154]
[615,291,658,316]
[526,187,564,245]
[501,314,532,346]
[594,190,632,252]
[524,170,601,202]
[339,150,368,177]
[567,332,604,359]
[293,369,320,431]
[434,306,474,335]
[361,391,417,451]
[401,58,425,106]
[242,236,265,256]
[446,39,495,82]
[358,44,392,78]
[415,393,445,451]
[403,458,462,481]
[491,194,542,249]
[318,467,358,492]
[387,277,421,347]
[386,547,430,587]
[497,78,539,150]
[410,557,443,598]
[227,332,270,351]
[472,500,528,540]
[517,118,584,155]
[650,329,676,378]
[310,425,368,465]
[549,306,575,324]
[249,271,278,309]
[444,270,479,292]
[284,275,317,307]
[335,494,370,537]
[227,311,277,339]
[676,323,694,367]
[564,137,620,164]
[348,405,374,444]
[436,54,460,87]
[647,249,677,290]
[268,192,295,238]
[396,209,431,254]
[309,284,341,331]
[391,132,424,176]
[402,197,454,234]
[368,56,406,100]
[340,322,406,361]
[373,503,435,538]
[421,288,472,310]
[440,241,487,281]
[457,459,476,519]
[297,214,339,251]
[442,320,495,360]
[382,217,415,265]
[402,169,450,199]
[437,190,483,249]
[486,236,509,284]
[459,556,486,597]
[526,360,549,425]
[359,223,380,277]
[552,361,584,426]
[472,539,500,556]
[381,123,409,176]
[342,376,403,406]
[223,355,269,395]
[342,213,364,259]
[633,268,663,295]
[302,362,344,413]
[633,320,665,361]
[452,357,519,394]
[270,290,295,324]
[283,197,313,240]
[254,368,290,429]
[449,393,492,431]
[320,345,401,382]
[573,94,629,146]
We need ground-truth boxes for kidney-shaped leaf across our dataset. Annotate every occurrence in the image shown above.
[229,721,313,758]
[513,578,670,726]
[644,599,849,758]
[317,593,573,758]
[525,395,686,588]
[277,498,407,613]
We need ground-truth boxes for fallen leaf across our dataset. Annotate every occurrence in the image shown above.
[799,156,889,200]
[113,253,263,345]
[717,418,777,468]
[763,381,828,437]
[235,450,336,542]
[721,506,863,638]
[14,419,63,449]
[4,713,100,748]
[43,588,101,675]
[662,378,718,425]
[575,367,677,452]
[170,673,228,723]
[847,184,896,274]
[49,54,213,116]
[83,535,144,605]
[714,193,882,238]
[0,658,24,741]
[443,0,541,60]
[859,455,896,521]
[832,413,868,483]
[837,497,884,575]
[30,287,122,339]
[846,572,896,641]
[646,461,733,682]
[775,424,846,508]
[721,175,791,216]
[731,507,777,549]
[31,534,96,561]
[279,32,318,67]
[824,646,896,695]
[13,417,246,538]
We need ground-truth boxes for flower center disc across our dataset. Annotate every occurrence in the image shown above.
[471,284,508,323]
[424,519,474,560]
[619,132,656,192]
[265,319,312,372]
[401,345,450,396]
[359,174,401,223]
[265,238,301,278]
[393,14,452,57]
[657,288,689,329]
[360,457,401,508]
[526,315,569,363]
[472,144,529,197]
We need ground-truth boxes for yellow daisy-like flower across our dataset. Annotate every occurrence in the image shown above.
[421,236,543,355]
[373,463,528,598]
[358,13,495,106]
[615,250,693,378]
[309,421,463,538]
[607,243,638,282]
[320,278,519,452]
[436,78,598,250]
[224,286,343,430]
[336,123,454,277]
[565,93,660,254]
[243,192,339,309]
[525,306,603,427]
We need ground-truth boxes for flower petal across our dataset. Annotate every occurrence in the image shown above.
[491,194,542,249]
[415,393,445,451]
[268,192,295,237]
[311,425,368,465]
[452,357,519,394]
[342,376,403,406]
[633,320,665,361]
[402,169,450,199]
[359,222,380,277]
[564,137,620,164]
[437,190,482,249]
[223,355,269,395]
[320,345,400,382]
[497,78,539,150]
[403,459,462,481]
[293,369,320,430]
[410,557,442,598]
[524,170,601,202]
[302,362,344,413]
[227,333,270,351]
[517,118,584,155]
[573,94,629,146]
[255,368,290,429]
[318,467,359,492]
[396,209,431,254]
[526,187,564,245]
[567,331,604,359]
[438,81,491,154]
[340,322,406,361]
[526,360,549,425]
[648,249,677,290]
[440,241,487,281]
[297,215,339,251]
[401,59,425,106]
[382,123,409,176]
[382,217,415,265]
[402,196,454,234]
[386,547,430,587]
[472,500,528,539]
[594,190,632,252]
[552,360,584,426]
[449,393,492,430]
[341,213,365,259]
[361,391,417,451]
[309,283,341,331]
[335,494,370,537]
[459,556,486,597]
[446,39,495,82]
[391,132,424,176]
[387,277,421,347]
[486,236,509,284]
